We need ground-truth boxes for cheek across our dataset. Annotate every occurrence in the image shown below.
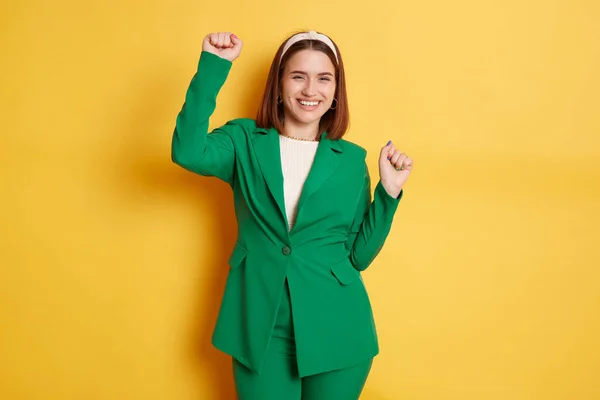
[323,84,336,99]
[282,81,301,97]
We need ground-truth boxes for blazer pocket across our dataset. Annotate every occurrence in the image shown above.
[331,259,360,286]
[228,242,248,270]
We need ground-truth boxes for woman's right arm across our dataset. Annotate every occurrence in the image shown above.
[171,33,243,184]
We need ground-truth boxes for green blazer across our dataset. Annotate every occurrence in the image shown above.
[172,51,403,377]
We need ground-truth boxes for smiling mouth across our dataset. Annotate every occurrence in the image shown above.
[297,99,321,110]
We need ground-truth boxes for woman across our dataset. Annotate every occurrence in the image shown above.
[172,30,413,400]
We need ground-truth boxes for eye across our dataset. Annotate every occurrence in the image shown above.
[292,75,304,80]
[319,77,332,81]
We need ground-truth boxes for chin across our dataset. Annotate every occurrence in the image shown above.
[293,110,326,124]
[295,115,322,125]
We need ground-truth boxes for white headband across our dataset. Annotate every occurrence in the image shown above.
[280,31,338,62]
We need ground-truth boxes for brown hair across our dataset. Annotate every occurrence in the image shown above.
[256,31,350,140]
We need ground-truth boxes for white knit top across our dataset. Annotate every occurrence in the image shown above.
[279,135,319,231]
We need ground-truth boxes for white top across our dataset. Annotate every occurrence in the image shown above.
[279,135,319,231]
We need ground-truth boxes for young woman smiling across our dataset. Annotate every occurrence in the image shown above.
[172,30,413,400]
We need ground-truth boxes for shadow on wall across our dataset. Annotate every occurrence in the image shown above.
[105,54,269,399]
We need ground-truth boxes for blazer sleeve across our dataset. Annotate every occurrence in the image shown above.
[171,51,241,185]
[345,162,403,271]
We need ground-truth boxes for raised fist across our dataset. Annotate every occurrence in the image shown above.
[202,32,243,62]
[379,141,413,198]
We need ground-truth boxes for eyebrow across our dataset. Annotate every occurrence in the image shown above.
[289,70,334,77]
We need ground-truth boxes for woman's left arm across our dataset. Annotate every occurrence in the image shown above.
[345,142,413,271]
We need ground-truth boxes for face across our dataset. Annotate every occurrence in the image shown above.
[280,49,337,127]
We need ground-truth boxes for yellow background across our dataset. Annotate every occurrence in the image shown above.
[1,0,599,399]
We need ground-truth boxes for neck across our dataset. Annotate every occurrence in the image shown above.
[282,119,320,141]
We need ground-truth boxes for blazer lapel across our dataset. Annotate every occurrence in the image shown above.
[252,127,288,228]
[296,133,343,216]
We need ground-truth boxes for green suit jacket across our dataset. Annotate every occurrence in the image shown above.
[172,51,403,377]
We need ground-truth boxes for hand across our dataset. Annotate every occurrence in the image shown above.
[378,141,413,198]
[202,32,243,62]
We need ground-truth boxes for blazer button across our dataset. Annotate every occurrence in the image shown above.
[282,246,291,255]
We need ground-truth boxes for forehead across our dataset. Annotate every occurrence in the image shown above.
[284,49,335,74]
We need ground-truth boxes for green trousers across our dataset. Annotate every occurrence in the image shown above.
[233,279,373,400]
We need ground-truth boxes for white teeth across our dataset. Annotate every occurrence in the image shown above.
[299,100,319,106]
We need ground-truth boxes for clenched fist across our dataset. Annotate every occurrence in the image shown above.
[203,32,243,62]
[379,141,413,198]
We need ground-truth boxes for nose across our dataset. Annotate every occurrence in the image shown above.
[301,78,317,97]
